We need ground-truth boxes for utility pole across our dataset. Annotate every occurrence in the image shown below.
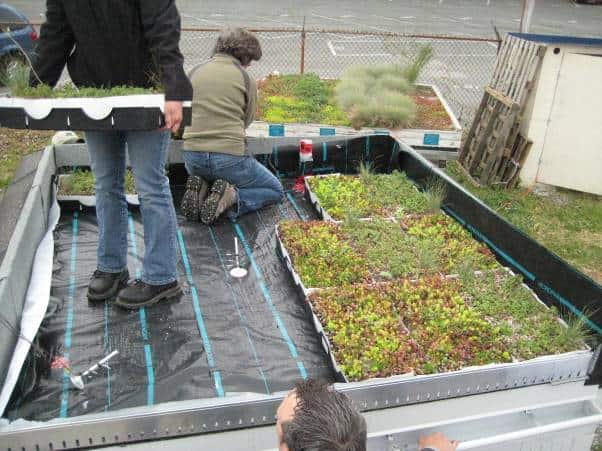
[520,0,536,33]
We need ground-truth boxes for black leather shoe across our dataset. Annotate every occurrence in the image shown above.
[87,269,129,302]
[115,279,182,310]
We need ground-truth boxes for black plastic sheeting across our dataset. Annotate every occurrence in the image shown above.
[5,134,601,420]
[5,181,333,421]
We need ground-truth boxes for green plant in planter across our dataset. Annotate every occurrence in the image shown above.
[307,171,430,220]
[389,278,509,374]
[310,284,420,380]
[59,169,136,195]
[309,275,584,381]
[278,220,368,288]
[258,74,351,126]
[459,271,588,360]
[402,213,499,273]
[2,62,160,98]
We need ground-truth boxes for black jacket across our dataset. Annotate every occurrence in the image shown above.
[31,0,192,101]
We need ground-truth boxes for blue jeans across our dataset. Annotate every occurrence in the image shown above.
[86,130,178,285]
[182,151,284,219]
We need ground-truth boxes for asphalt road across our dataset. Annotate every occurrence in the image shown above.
[9,0,602,38]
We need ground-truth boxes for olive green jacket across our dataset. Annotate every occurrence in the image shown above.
[183,54,257,155]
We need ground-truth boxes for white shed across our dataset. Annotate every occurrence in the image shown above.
[515,33,602,195]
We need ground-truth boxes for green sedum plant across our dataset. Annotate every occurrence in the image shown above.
[309,274,585,381]
[307,171,430,221]
[278,220,369,288]
[279,216,499,287]
[2,62,160,98]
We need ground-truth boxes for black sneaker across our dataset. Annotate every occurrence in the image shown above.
[181,176,210,221]
[87,269,129,302]
[114,279,182,310]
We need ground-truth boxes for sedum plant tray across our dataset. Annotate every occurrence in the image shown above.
[276,223,587,383]
[0,94,192,131]
[304,172,434,223]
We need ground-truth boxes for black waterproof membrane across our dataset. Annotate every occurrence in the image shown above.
[5,135,601,420]
[0,107,192,131]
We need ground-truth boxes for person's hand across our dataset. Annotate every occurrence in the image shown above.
[419,432,459,451]
[163,101,183,134]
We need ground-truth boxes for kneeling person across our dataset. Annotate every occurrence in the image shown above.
[182,28,283,224]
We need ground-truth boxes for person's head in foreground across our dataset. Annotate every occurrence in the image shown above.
[276,379,367,451]
[212,27,262,67]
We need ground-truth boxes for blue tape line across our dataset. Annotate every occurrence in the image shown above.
[232,223,307,379]
[444,207,602,335]
[286,192,308,221]
[59,352,70,418]
[443,207,535,281]
[208,226,270,394]
[177,229,225,397]
[322,142,327,162]
[60,212,78,418]
[312,167,335,174]
[536,282,602,335]
[144,344,155,405]
[104,300,111,409]
[128,215,155,405]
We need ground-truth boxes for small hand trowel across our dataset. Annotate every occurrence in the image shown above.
[70,350,119,390]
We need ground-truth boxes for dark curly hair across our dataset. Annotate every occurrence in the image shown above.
[212,27,262,66]
[281,379,367,451]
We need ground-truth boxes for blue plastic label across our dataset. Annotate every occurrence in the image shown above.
[269,124,285,136]
[423,133,440,146]
[319,127,336,136]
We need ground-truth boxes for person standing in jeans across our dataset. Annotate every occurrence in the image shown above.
[181,28,283,224]
[31,1,192,309]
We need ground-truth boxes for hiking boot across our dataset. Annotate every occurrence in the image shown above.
[181,176,210,221]
[87,269,129,302]
[200,179,238,225]
[114,279,182,310]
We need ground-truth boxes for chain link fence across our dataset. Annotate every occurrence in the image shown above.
[180,28,500,126]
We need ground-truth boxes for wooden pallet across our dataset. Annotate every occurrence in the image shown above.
[459,35,544,186]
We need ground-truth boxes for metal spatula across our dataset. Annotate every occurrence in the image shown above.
[70,350,119,390]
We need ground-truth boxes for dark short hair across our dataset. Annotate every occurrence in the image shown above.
[282,379,367,451]
[212,27,262,66]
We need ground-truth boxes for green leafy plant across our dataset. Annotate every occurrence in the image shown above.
[307,171,430,220]
[2,62,160,98]
[278,220,369,288]
[280,216,499,287]
[335,63,416,129]
[308,274,585,381]
[446,160,602,284]
[402,45,433,84]
[258,74,351,126]
[257,71,453,130]
[59,169,136,195]
[0,60,30,94]
[423,177,447,213]
[310,283,420,380]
